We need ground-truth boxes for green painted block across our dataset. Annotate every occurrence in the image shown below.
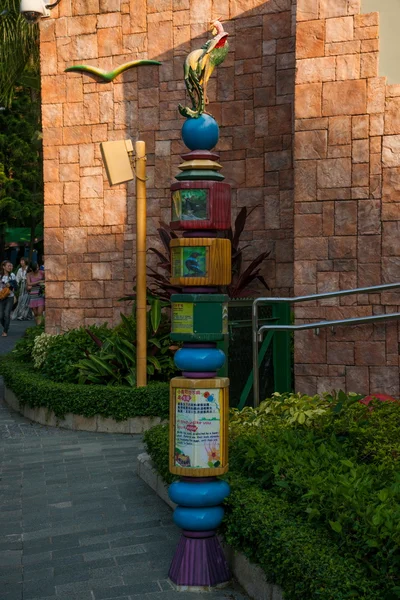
[171,294,228,341]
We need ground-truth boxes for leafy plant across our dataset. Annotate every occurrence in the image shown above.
[12,322,44,360]
[40,324,110,383]
[146,207,270,299]
[76,302,176,386]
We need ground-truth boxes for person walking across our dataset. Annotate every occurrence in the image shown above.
[0,261,17,337]
[27,262,45,325]
[13,257,31,321]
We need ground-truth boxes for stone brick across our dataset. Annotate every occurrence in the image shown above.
[296,57,336,84]
[327,342,354,365]
[352,139,369,164]
[295,129,327,160]
[328,236,356,259]
[358,263,381,287]
[64,228,88,254]
[80,199,104,226]
[335,201,357,235]
[382,167,400,201]
[346,366,369,394]
[360,53,378,79]
[67,15,97,35]
[297,0,319,21]
[319,0,348,18]
[294,329,327,364]
[92,263,112,280]
[295,214,322,237]
[44,205,60,228]
[352,115,369,139]
[358,199,381,235]
[317,158,352,188]
[382,222,400,257]
[382,136,400,168]
[268,105,292,135]
[295,160,317,201]
[336,54,360,80]
[295,237,328,260]
[326,17,354,43]
[295,83,322,119]
[325,40,360,56]
[329,116,351,145]
[294,261,316,284]
[370,367,399,397]
[352,164,369,187]
[367,77,385,114]
[46,255,67,281]
[263,11,291,40]
[61,309,85,332]
[355,341,386,366]
[322,80,367,116]
[296,21,324,59]
[98,26,123,56]
[45,228,64,255]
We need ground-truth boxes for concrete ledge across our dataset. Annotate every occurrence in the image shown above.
[4,386,165,434]
[136,452,284,600]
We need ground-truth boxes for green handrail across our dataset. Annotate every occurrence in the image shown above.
[237,329,274,410]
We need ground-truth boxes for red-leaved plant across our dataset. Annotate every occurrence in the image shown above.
[146,206,270,299]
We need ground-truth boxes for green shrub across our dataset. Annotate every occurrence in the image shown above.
[144,392,400,599]
[143,424,175,485]
[223,477,379,600]
[0,356,169,420]
[12,324,44,361]
[40,325,110,383]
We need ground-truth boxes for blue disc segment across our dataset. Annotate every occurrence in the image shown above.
[182,114,219,151]
[173,506,224,531]
[174,347,226,372]
[169,480,230,507]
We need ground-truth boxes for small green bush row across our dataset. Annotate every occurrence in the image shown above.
[144,390,400,600]
[0,356,169,420]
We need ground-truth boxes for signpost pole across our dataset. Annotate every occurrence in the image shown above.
[135,141,147,388]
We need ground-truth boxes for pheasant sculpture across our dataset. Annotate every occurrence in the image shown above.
[179,19,229,119]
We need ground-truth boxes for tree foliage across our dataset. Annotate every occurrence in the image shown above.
[0,86,43,258]
[0,0,39,107]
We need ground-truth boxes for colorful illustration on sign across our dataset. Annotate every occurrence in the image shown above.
[172,189,208,221]
[175,388,221,469]
[172,246,207,278]
[172,302,194,334]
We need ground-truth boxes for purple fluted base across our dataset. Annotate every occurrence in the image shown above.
[169,531,230,587]
[183,371,216,378]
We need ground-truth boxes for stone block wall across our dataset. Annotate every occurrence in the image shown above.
[293,0,400,396]
[41,0,296,334]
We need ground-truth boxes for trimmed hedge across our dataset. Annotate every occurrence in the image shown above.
[143,422,389,600]
[0,356,169,420]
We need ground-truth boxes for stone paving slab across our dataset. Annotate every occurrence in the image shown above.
[0,323,249,600]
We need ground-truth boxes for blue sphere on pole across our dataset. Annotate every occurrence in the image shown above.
[182,114,219,151]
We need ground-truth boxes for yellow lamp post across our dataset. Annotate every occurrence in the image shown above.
[135,141,147,387]
[100,139,147,388]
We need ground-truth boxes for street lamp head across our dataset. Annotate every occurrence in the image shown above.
[19,0,62,23]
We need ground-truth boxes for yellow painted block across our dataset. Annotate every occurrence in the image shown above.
[178,160,222,171]
[169,377,229,477]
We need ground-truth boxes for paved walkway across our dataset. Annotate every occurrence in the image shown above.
[0,322,249,600]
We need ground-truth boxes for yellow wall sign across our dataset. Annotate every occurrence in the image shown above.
[172,302,194,334]
[169,377,229,477]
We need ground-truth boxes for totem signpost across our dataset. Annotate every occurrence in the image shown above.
[167,19,232,590]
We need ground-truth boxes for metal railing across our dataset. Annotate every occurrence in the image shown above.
[252,282,400,407]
